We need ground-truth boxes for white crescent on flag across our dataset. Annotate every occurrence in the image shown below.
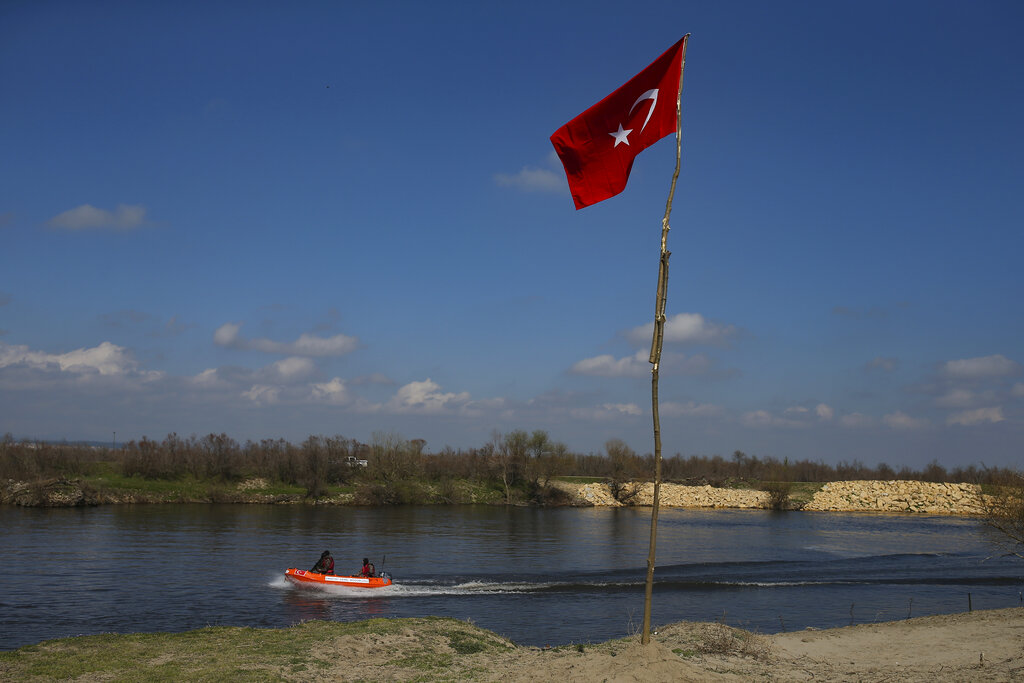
[630,88,659,133]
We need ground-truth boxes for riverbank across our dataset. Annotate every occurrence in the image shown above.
[2,608,1021,681]
[2,476,991,515]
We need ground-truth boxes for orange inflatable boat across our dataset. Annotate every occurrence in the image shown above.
[285,568,393,588]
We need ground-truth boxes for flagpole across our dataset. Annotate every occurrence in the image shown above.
[642,33,689,646]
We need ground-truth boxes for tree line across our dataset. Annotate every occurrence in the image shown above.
[2,430,1017,503]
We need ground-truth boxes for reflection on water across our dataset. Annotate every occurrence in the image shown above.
[1,504,1021,650]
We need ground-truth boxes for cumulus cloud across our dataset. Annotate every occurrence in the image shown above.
[311,378,350,405]
[570,350,648,377]
[242,384,280,405]
[815,403,834,421]
[267,357,315,381]
[941,354,1020,380]
[495,151,565,193]
[47,203,147,230]
[946,406,1004,427]
[627,312,737,347]
[386,378,471,414]
[883,411,929,430]
[0,340,141,376]
[214,323,358,357]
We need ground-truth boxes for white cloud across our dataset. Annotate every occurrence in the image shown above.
[1013,383,1024,397]
[243,384,280,405]
[214,323,242,346]
[47,203,147,230]
[494,166,564,193]
[815,403,834,421]
[603,402,642,416]
[191,368,222,386]
[311,378,350,405]
[883,411,929,430]
[386,378,471,414]
[946,406,1004,427]
[0,340,139,376]
[628,312,737,346]
[268,357,315,381]
[214,323,358,357]
[570,350,648,377]
[942,354,1020,380]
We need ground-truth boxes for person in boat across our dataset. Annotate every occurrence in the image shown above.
[311,550,335,575]
[360,557,375,577]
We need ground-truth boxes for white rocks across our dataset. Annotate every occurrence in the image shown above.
[558,479,987,515]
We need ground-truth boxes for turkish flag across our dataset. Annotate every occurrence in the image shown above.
[551,37,687,210]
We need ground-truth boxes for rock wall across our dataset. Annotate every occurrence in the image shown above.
[803,480,986,515]
[557,480,987,516]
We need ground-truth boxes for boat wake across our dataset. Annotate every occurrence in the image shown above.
[270,552,1023,598]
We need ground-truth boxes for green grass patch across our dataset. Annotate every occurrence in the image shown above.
[0,618,514,682]
[786,482,825,506]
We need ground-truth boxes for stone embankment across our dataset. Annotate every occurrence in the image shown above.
[802,480,986,515]
[557,480,988,515]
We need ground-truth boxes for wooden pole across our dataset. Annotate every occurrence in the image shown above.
[642,34,689,645]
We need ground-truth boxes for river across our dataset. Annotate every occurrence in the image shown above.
[1,504,1021,650]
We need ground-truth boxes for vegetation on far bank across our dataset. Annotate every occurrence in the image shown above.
[2,430,1019,510]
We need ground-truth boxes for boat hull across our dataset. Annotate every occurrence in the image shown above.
[285,567,393,588]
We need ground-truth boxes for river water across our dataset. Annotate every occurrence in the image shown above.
[1,504,1021,650]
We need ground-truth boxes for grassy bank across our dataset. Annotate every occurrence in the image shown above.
[0,615,774,682]
[0,617,516,681]
[4,610,1020,682]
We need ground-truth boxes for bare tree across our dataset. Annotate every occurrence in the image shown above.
[982,469,1024,559]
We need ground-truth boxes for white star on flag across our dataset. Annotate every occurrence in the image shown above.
[609,123,632,147]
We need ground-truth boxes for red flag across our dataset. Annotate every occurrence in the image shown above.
[551,37,687,210]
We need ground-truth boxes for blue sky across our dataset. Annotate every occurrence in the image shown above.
[2,1,1022,468]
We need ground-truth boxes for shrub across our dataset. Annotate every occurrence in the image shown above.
[981,469,1024,559]
[761,480,792,511]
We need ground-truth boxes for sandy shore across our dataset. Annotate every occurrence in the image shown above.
[451,608,1024,682]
